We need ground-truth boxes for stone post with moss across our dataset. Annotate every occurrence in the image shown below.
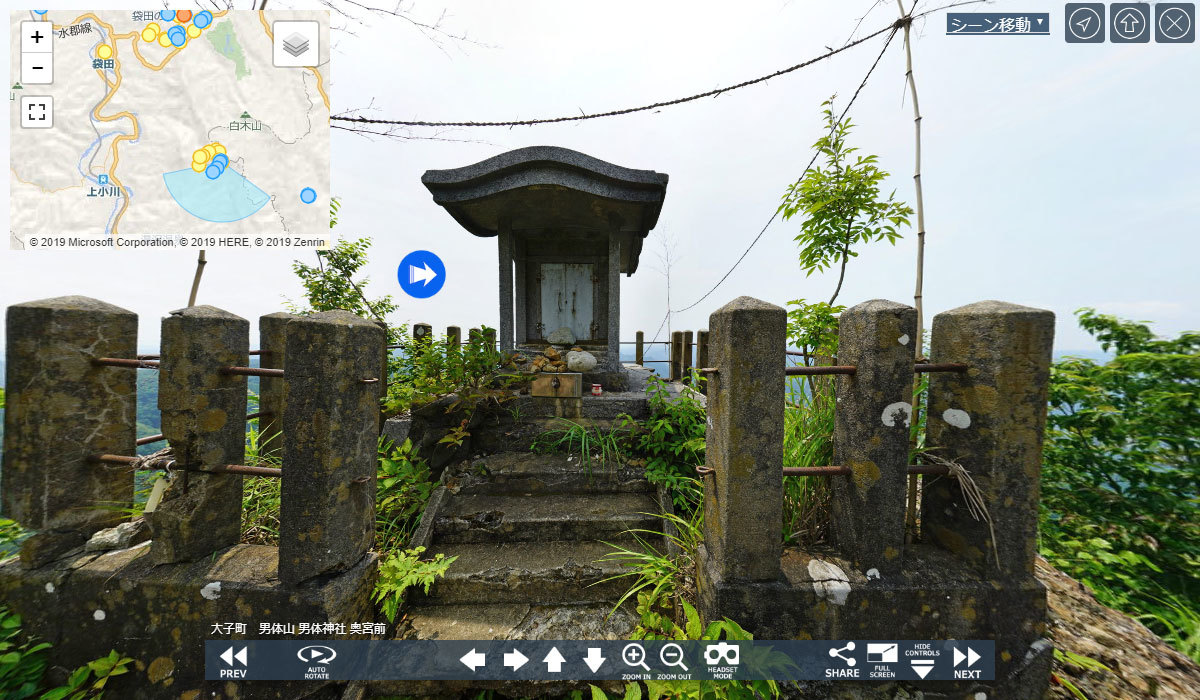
[670,330,684,381]
[2,296,137,567]
[922,301,1054,579]
[831,300,916,576]
[258,311,294,457]
[682,330,694,379]
[147,306,248,565]
[699,296,785,583]
[279,311,384,585]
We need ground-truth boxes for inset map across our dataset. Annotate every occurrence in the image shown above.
[9,9,330,247]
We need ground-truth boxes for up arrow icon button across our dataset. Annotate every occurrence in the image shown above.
[543,647,565,673]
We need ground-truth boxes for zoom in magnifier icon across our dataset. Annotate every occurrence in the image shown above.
[660,643,689,672]
[623,643,650,671]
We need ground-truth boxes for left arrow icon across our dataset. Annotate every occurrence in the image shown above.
[460,648,486,672]
[504,648,528,671]
[220,646,248,666]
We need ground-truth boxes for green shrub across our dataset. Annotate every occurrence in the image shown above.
[373,547,456,623]
[1040,309,1199,658]
[0,607,132,700]
[621,375,706,513]
[375,438,435,553]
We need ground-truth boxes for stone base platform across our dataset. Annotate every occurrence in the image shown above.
[0,542,376,700]
[698,543,1053,700]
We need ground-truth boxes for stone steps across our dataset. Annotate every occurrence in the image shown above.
[433,492,660,544]
[414,540,636,606]
[446,452,653,496]
[403,447,663,640]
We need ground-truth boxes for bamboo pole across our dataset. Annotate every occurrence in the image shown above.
[899,0,927,542]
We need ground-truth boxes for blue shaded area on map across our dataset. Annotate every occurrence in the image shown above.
[162,168,269,222]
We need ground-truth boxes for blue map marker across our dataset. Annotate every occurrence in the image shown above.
[300,187,317,204]
[398,250,446,299]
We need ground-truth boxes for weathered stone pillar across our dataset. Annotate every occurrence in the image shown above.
[375,319,390,423]
[468,328,481,352]
[635,331,644,366]
[922,301,1054,579]
[148,306,248,565]
[696,329,710,393]
[682,330,694,379]
[3,297,136,566]
[830,300,916,576]
[258,312,293,458]
[670,331,684,381]
[446,326,461,351]
[514,238,528,345]
[413,323,432,347]
[607,230,621,371]
[483,328,497,352]
[701,296,785,581]
[280,311,384,585]
[498,225,515,352]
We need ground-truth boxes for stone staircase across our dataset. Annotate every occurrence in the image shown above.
[400,452,662,640]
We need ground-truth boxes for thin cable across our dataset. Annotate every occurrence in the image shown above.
[331,2,982,132]
[669,25,900,315]
[648,310,671,345]
[332,22,900,129]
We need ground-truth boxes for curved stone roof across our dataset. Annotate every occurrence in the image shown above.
[421,146,669,274]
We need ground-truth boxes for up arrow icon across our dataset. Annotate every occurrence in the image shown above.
[544,647,566,673]
[583,647,606,673]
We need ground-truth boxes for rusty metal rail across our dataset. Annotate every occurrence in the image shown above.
[136,412,272,446]
[697,464,952,477]
[785,365,857,376]
[699,361,969,377]
[222,366,285,378]
[914,362,968,373]
[94,357,160,369]
[95,358,287,379]
[91,454,281,478]
[136,351,264,360]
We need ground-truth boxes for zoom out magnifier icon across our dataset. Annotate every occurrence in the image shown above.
[660,642,688,672]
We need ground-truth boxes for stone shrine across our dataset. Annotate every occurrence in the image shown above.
[422,146,669,387]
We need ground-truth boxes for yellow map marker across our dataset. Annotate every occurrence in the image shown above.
[142,23,159,42]
[157,32,172,48]
[193,149,209,164]
[212,143,226,155]
[191,161,207,173]
[96,44,113,60]
[187,25,201,39]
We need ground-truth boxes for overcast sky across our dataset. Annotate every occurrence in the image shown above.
[3,0,1198,353]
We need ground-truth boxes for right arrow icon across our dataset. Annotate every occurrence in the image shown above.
[953,646,981,668]
[504,648,529,671]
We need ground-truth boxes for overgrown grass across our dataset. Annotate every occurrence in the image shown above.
[782,377,834,546]
[239,431,435,554]
[597,485,704,615]
[531,418,626,479]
